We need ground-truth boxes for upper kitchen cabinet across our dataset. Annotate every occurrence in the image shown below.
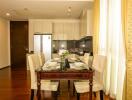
[53,22,64,40]
[64,23,80,40]
[80,9,93,38]
[53,20,80,40]
[63,23,73,40]
[29,20,52,34]
[73,23,80,40]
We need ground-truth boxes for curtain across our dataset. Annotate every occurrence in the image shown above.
[98,0,126,99]
[121,0,127,99]
[93,0,100,54]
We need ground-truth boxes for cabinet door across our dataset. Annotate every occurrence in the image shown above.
[63,23,71,40]
[80,15,85,38]
[73,23,80,40]
[42,22,52,34]
[86,10,93,36]
[32,21,52,34]
[52,23,57,40]
[80,10,88,38]
[33,21,43,33]
[53,22,63,40]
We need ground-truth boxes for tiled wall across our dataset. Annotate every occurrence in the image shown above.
[52,36,93,54]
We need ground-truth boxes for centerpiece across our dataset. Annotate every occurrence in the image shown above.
[58,49,69,70]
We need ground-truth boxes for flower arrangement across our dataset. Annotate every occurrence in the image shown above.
[59,49,69,59]
[59,49,69,71]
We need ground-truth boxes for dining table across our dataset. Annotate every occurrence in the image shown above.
[36,58,94,100]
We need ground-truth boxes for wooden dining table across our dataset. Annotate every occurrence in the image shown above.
[36,59,94,100]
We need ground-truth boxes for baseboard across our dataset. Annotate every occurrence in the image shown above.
[0,66,10,70]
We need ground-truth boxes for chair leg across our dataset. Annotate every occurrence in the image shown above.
[93,92,96,97]
[68,80,70,91]
[77,93,80,100]
[57,81,60,95]
[73,83,75,96]
[42,91,44,99]
[30,89,34,100]
[100,90,104,100]
[52,91,58,100]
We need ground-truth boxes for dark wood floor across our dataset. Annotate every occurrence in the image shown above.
[0,67,114,100]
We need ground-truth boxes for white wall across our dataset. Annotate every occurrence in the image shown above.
[0,17,10,69]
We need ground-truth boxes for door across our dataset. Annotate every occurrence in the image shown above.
[10,21,28,67]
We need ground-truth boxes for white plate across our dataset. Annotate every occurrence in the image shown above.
[70,63,89,70]
[74,62,84,66]
[53,58,60,61]
[43,65,60,71]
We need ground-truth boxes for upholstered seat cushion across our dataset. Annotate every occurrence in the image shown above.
[32,80,59,91]
[74,80,103,93]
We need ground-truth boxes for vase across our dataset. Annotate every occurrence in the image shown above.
[60,56,66,71]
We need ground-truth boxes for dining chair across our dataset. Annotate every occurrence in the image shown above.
[67,54,78,59]
[72,53,91,94]
[52,53,60,59]
[28,54,59,100]
[73,54,107,100]
[83,53,90,65]
[79,53,89,63]
[37,52,45,67]
[67,54,79,90]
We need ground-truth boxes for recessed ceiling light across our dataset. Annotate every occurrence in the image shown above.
[68,7,71,12]
[24,8,28,11]
[6,13,10,16]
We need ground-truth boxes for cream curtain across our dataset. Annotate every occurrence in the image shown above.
[93,0,100,54]
[121,0,127,99]
[98,0,126,99]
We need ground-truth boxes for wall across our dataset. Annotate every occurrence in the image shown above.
[126,0,132,99]
[0,17,10,69]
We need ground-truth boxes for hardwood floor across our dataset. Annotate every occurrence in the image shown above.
[0,67,113,100]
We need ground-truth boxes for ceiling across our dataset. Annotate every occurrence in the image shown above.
[0,0,94,20]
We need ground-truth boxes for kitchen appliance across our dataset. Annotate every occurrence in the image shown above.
[34,34,52,61]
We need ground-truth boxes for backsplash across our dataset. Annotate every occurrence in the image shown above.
[52,36,93,55]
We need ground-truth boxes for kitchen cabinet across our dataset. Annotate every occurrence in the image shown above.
[53,22,63,40]
[53,22,80,40]
[29,20,52,34]
[80,9,93,38]
[73,23,80,40]
[63,23,73,40]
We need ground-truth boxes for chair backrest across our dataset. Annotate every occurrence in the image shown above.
[92,54,107,73]
[87,56,93,68]
[67,54,78,59]
[52,53,59,59]
[92,54,107,84]
[37,52,45,67]
[28,54,37,89]
[31,53,42,69]
[83,53,90,65]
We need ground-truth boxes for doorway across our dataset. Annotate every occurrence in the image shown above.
[10,21,28,67]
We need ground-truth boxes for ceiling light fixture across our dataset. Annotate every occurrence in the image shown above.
[67,7,72,17]
[24,8,28,11]
[6,13,10,16]
[68,7,71,12]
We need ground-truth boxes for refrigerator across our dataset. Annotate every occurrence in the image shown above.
[34,34,52,61]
